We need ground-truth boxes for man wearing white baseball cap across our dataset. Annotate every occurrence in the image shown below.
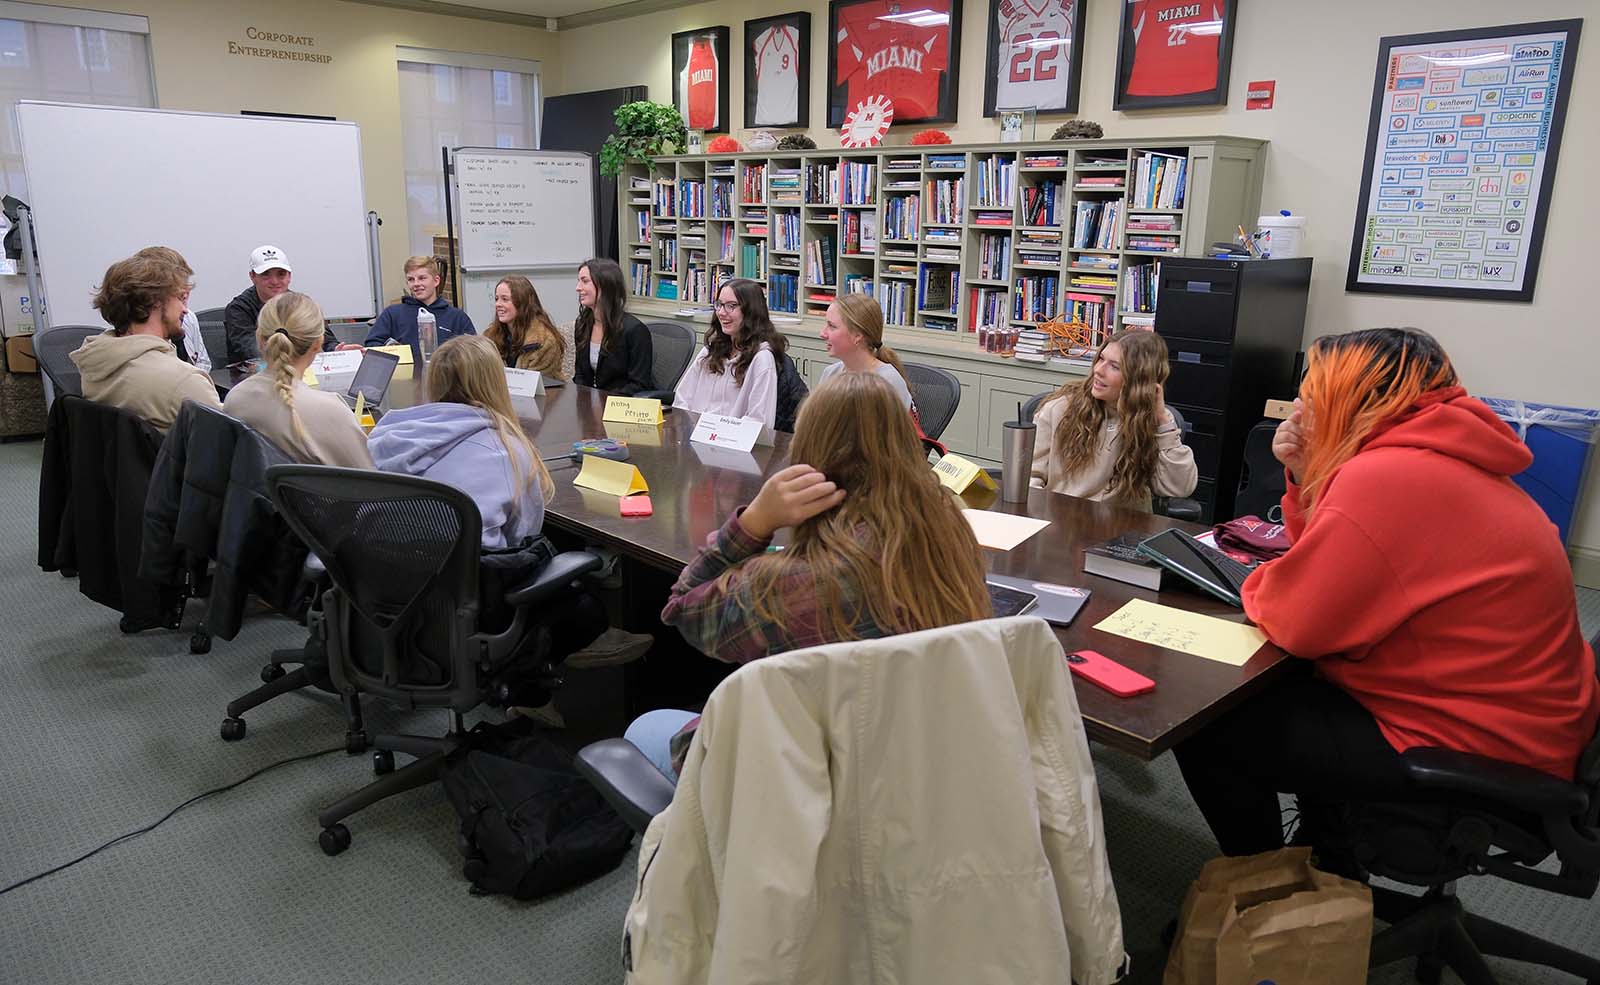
[223,244,334,366]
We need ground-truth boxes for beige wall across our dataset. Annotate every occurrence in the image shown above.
[558,0,1600,575]
[43,0,560,302]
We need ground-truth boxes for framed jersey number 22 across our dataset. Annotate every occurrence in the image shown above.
[983,0,1087,117]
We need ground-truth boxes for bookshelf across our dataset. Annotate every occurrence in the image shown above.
[623,136,1263,364]
[621,136,1265,461]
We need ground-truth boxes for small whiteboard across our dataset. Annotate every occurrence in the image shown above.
[453,149,596,270]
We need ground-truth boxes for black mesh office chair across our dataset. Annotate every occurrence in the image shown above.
[1348,631,1600,985]
[1233,419,1287,522]
[266,465,604,855]
[193,306,228,367]
[645,321,697,391]
[34,324,100,398]
[901,362,961,441]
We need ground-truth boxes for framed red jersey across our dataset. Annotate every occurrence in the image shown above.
[983,0,1086,117]
[745,12,811,129]
[1113,0,1237,110]
[827,0,963,128]
[672,26,731,134]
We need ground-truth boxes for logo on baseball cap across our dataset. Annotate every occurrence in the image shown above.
[250,245,292,274]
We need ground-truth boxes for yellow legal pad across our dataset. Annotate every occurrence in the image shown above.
[572,455,649,497]
[603,396,664,425]
[1093,598,1269,666]
[932,453,998,494]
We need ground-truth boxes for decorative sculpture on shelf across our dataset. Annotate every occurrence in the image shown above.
[1052,120,1105,140]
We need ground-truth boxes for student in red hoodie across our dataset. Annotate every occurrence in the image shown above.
[1175,327,1599,857]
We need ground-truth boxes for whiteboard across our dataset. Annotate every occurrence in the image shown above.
[18,102,374,326]
[453,148,596,270]
[460,268,581,340]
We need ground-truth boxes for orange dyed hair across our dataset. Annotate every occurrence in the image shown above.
[1298,328,1458,510]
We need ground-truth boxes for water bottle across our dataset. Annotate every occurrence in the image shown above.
[416,306,438,363]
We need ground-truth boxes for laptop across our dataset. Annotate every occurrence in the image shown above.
[1135,528,1258,607]
[986,574,1092,626]
[338,348,400,416]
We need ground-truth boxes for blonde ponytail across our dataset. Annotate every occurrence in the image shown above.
[255,291,326,447]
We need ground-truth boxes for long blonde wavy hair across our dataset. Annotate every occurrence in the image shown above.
[1048,329,1170,505]
[743,371,991,640]
[425,334,554,501]
[256,291,324,446]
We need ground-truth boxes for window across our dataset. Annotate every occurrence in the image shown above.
[396,47,540,259]
[0,6,154,201]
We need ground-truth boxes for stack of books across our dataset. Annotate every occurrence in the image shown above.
[1014,329,1051,363]
[1133,152,1188,209]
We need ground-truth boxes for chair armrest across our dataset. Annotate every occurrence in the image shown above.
[1157,496,1204,522]
[574,738,676,835]
[1401,747,1589,817]
[504,550,603,608]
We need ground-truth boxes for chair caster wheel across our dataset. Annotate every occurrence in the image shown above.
[462,855,487,883]
[190,631,212,654]
[345,730,368,754]
[260,663,286,683]
[319,823,351,856]
[372,750,395,775]
[220,717,246,741]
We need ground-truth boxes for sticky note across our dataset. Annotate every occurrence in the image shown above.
[603,396,664,425]
[352,390,366,420]
[1093,598,1269,666]
[573,455,649,497]
[603,420,662,447]
[933,454,999,494]
[960,509,1050,551]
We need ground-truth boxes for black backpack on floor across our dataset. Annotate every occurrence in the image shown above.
[441,719,634,899]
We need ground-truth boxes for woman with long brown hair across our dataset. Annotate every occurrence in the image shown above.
[1030,328,1196,510]
[674,278,785,427]
[483,274,567,379]
[573,257,655,394]
[367,334,553,548]
[627,371,992,777]
[1175,327,1599,861]
[817,292,914,409]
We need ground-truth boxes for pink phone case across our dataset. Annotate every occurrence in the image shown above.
[620,495,653,517]
[1066,650,1155,697]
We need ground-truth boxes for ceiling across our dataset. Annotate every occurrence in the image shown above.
[433,0,638,17]
[352,0,652,27]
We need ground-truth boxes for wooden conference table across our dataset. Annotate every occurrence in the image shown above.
[221,368,1290,759]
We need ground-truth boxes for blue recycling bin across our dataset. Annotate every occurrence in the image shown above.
[1481,397,1600,545]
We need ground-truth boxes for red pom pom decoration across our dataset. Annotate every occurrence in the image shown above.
[706,135,743,154]
[911,129,952,145]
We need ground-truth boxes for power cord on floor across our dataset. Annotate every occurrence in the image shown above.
[0,744,344,897]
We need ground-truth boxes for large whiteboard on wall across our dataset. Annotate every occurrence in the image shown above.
[18,102,374,326]
[453,148,596,270]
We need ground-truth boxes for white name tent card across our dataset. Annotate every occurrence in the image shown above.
[689,413,765,453]
[309,349,365,377]
[503,367,544,397]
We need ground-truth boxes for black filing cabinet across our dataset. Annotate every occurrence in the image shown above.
[1155,257,1311,522]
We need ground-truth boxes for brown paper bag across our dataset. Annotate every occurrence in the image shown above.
[1164,847,1372,985]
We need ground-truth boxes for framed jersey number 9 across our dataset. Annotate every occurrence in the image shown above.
[984,0,1085,117]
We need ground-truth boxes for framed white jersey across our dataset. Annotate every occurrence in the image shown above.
[745,13,811,128]
[984,0,1085,117]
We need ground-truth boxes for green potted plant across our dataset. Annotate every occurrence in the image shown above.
[599,101,689,177]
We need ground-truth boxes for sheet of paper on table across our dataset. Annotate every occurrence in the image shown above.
[1093,598,1268,666]
[960,509,1051,551]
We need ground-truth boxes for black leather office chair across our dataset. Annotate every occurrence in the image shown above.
[193,306,228,367]
[266,465,604,855]
[645,321,697,390]
[34,324,100,398]
[1233,419,1287,522]
[902,362,961,441]
[1347,631,1600,985]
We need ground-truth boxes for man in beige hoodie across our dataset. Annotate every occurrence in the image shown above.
[69,254,222,431]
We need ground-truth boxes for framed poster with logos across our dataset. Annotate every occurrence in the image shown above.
[827,0,962,128]
[1112,0,1236,111]
[1346,19,1582,301]
[672,26,731,134]
[745,12,811,129]
[983,0,1086,117]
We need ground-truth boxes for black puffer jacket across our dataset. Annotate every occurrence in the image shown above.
[141,400,310,641]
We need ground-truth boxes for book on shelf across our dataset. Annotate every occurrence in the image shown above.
[1133,152,1188,209]
[1082,533,1166,591]
[655,281,678,301]
[977,233,1011,280]
[924,227,961,243]
[923,315,958,332]
[1022,154,1067,168]
[924,174,963,223]
[925,154,965,169]
[1076,176,1126,188]
[1021,181,1060,226]
[883,193,920,240]
[1126,215,1179,231]
[1017,250,1062,267]
[860,212,879,251]
[884,156,921,171]
[924,247,961,262]
[975,155,1016,206]
[968,286,1008,331]
[973,211,1013,226]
